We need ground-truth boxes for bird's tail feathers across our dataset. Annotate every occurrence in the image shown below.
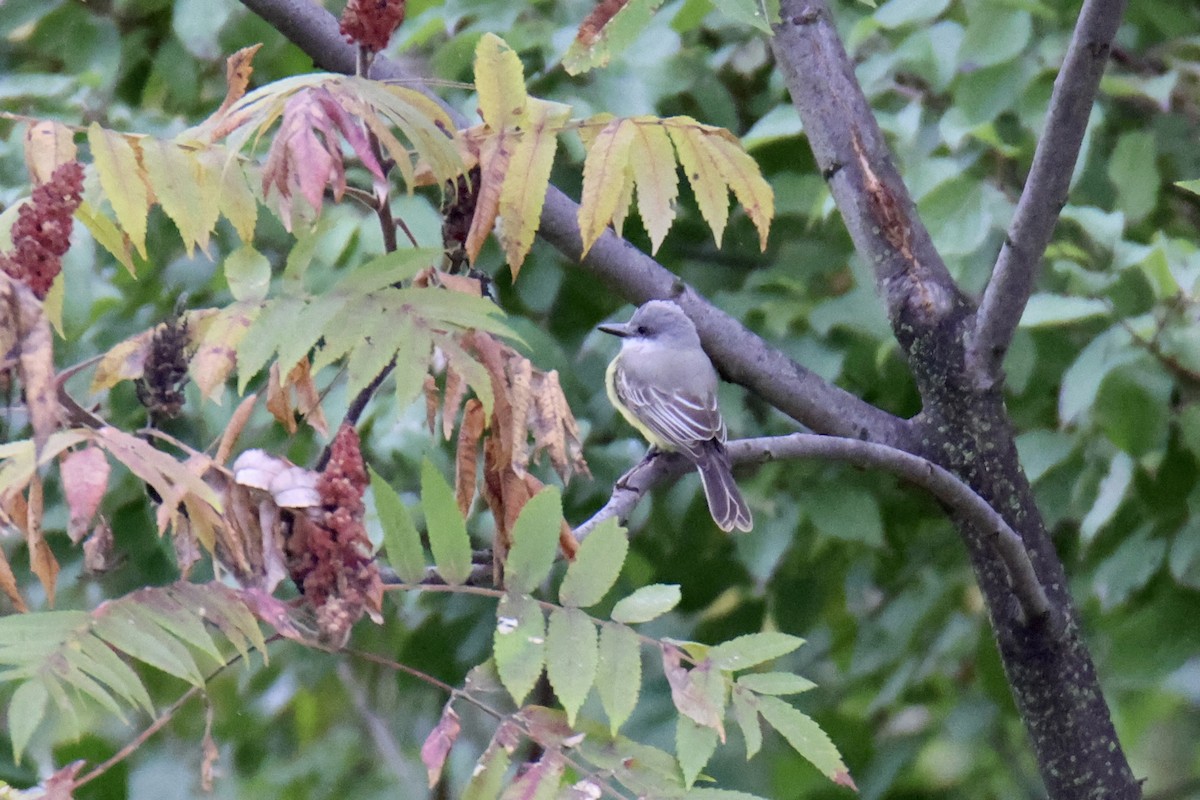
[695,442,753,533]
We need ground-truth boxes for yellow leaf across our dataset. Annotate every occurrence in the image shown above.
[702,131,774,251]
[667,117,729,248]
[217,154,258,242]
[611,161,635,239]
[628,118,679,253]
[76,200,136,276]
[91,330,154,392]
[192,146,226,250]
[43,273,64,336]
[191,303,258,401]
[24,120,77,185]
[475,34,528,129]
[87,123,150,259]
[142,138,210,255]
[498,99,570,274]
[578,118,636,257]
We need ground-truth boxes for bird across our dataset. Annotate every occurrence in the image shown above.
[598,300,753,532]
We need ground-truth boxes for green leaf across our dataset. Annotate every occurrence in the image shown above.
[1108,130,1160,224]
[1059,327,1139,425]
[546,607,598,725]
[1092,527,1166,611]
[92,607,204,685]
[1018,294,1110,328]
[461,740,511,800]
[709,633,805,672]
[874,0,950,29]
[9,680,47,762]
[735,672,816,696]
[493,593,546,706]
[676,715,719,788]
[960,5,1031,67]
[561,0,667,76]
[77,634,153,713]
[505,486,563,594]
[804,485,884,547]
[224,245,272,303]
[731,687,762,759]
[710,0,772,32]
[559,516,628,608]
[756,695,849,785]
[1094,363,1172,458]
[422,458,473,585]
[596,622,641,735]
[337,248,441,295]
[611,584,681,624]
[1169,511,1200,590]
[370,466,426,584]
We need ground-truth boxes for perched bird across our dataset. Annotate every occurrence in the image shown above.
[599,300,753,532]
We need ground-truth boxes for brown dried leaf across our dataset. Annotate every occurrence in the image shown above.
[530,369,590,482]
[507,354,532,476]
[266,362,297,434]
[455,398,485,518]
[420,703,461,788]
[441,366,466,441]
[289,359,328,436]
[26,476,59,606]
[437,272,485,297]
[24,120,77,185]
[60,446,110,544]
[3,275,59,450]
[216,44,263,118]
[463,126,513,265]
[83,518,115,573]
[0,545,27,612]
[202,699,220,792]
[662,647,726,741]
[173,512,203,577]
[576,0,630,47]
[423,373,439,434]
[215,393,259,467]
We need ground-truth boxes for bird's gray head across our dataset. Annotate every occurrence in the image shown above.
[598,300,701,347]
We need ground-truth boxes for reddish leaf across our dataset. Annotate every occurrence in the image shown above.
[60,446,110,544]
[421,703,461,788]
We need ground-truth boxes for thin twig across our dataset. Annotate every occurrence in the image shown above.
[314,356,395,471]
[968,0,1128,384]
[71,643,265,791]
[574,433,1053,625]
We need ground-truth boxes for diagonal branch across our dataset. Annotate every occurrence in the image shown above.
[236,0,911,447]
[967,0,1128,385]
[573,433,1051,624]
[770,0,970,352]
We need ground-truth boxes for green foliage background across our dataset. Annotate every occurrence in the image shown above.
[1,0,1199,797]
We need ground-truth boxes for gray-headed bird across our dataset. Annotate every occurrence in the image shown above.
[599,300,753,532]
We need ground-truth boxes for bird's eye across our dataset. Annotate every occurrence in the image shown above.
[636,325,648,335]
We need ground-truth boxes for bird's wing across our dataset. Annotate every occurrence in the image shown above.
[614,369,726,457]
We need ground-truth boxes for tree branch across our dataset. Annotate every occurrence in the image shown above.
[574,433,1052,624]
[967,0,1128,384]
[236,0,911,447]
[770,0,970,351]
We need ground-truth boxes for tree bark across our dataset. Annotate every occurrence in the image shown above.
[772,1,1139,797]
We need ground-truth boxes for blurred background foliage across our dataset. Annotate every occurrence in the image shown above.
[2,0,1200,797]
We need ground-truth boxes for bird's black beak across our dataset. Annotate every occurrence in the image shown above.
[598,322,632,338]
